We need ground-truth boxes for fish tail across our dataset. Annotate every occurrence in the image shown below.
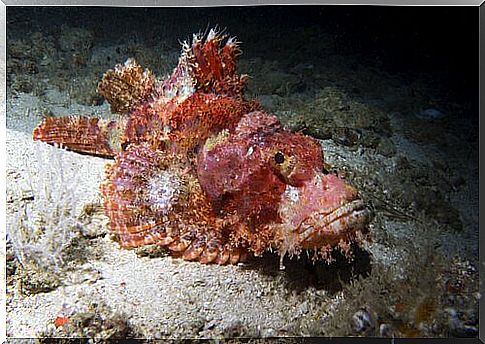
[32,115,124,158]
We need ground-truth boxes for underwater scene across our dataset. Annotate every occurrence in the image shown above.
[5,6,479,340]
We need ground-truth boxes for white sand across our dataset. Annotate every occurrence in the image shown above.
[5,88,478,339]
[5,93,341,339]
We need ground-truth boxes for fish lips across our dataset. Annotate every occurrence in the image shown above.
[295,199,370,249]
[278,172,370,250]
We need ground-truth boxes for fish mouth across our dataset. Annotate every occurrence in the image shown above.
[295,199,370,248]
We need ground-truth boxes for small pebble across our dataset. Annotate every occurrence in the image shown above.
[262,328,276,338]
[352,309,373,333]
[299,301,309,315]
[379,323,393,337]
[202,319,219,331]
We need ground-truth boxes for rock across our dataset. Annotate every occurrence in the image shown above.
[415,108,446,120]
[446,307,478,338]
[331,127,360,147]
[18,264,61,295]
[376,137,396,157]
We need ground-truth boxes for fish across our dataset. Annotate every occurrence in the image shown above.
[33,28,370,266]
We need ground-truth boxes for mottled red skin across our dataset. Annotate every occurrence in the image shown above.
[188,34,245,97]
[197,111,323,224]
[32,29,370,264]
[124,92,260,154]
[196,110,368,259]
[33,116,120,157]
[101,143,248,264]
[33,30,250,159]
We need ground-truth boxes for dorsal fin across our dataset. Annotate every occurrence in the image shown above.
[161,28,248,103]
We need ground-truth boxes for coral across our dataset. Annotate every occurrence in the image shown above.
[33,29,370,265]
[7,142,82,273]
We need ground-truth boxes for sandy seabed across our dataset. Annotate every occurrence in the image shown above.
[5,7,479,340]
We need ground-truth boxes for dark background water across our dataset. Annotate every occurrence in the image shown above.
[7,6,478,113]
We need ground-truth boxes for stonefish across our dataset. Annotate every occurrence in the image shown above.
[33,29,370,266]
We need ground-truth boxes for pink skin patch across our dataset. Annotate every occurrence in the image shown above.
[276,172,369,254]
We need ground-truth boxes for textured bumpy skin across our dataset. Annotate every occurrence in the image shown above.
[33,28,370,265]
[100,143,247,264]
[97,58,156,115]
[33,116,121,157]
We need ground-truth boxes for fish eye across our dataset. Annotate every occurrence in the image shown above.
[274,151,285,164]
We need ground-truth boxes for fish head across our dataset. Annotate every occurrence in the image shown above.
[261,127,370,257]
[197,111,370,260]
